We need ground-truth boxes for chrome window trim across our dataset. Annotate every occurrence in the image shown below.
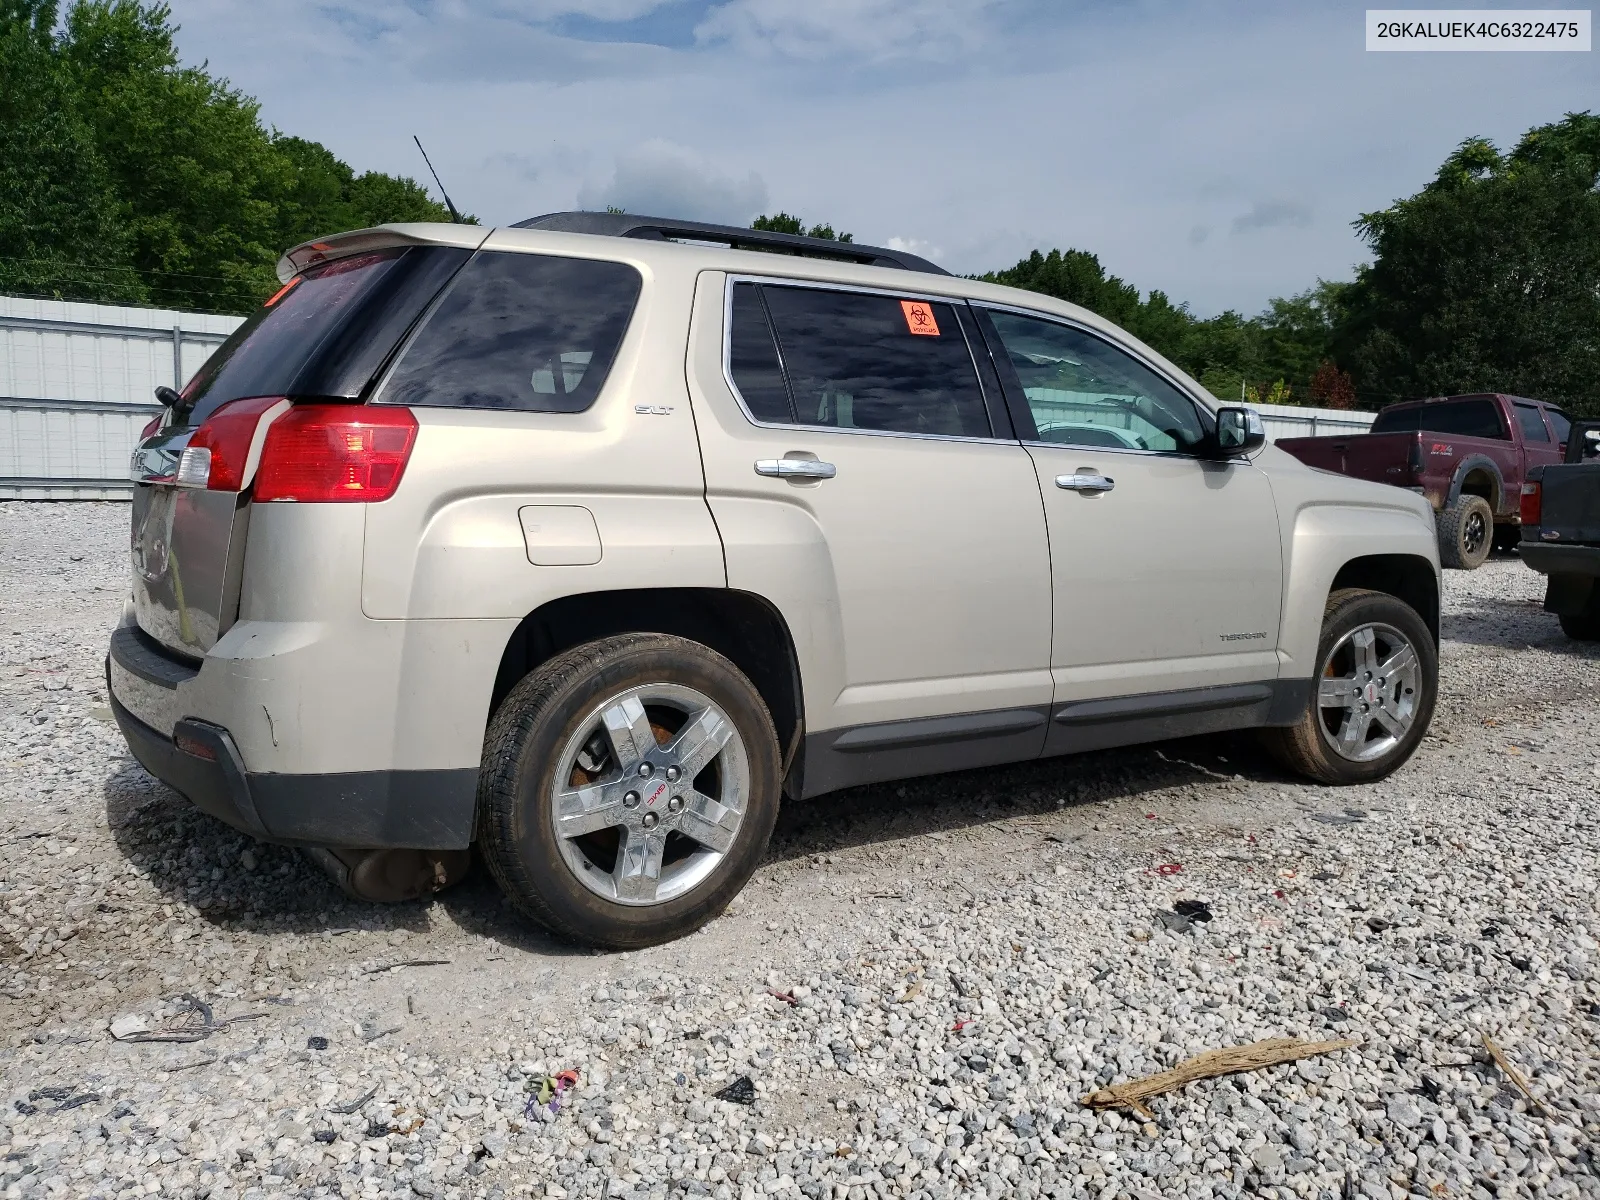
[719,274,1014,447]
[970,299,1236,462]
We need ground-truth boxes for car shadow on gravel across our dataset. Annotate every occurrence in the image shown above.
[1442,594,1599,653]
[764,729,1291,864]
[103,759,589,957]
[102,731,1293,958]
[103,760,434,938]
[402,731,1301,957]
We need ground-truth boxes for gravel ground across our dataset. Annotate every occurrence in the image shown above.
[1,499,1598,1200]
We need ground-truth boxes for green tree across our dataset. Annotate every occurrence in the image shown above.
[1339,112,1600,415]
[752,212,853,242]
[271,135,465,251]
[984,247,1359,408]
[0,0,465,312]
[60,0,287,310]
[0,0,145,301]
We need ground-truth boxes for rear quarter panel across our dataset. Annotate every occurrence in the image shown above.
[356,246,725,768]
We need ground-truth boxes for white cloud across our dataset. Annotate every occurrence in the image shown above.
[885,235,944,260]
[163,0,1600,314]
[577,140,768,225]
[694,0,1005,61]
[1231,200,1314,235]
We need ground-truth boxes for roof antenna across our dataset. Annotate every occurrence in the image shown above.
[413,135,463,223]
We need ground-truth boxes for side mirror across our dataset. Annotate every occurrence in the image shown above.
[1213,406,1266,457]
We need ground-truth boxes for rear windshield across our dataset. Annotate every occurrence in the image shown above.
[377,251,642,413]
[1370,398,1508,439]
[176,246,469,427]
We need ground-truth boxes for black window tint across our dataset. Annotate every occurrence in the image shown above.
[1548,408,1573,444]
[727,283,794,423]
[759,286,989,438]
[1515,403,1550,442]
[983,309,1208,453]
[382,251,641,413]
[179,249,410,427]
[1416,399,1506,439]
[1370,406,1420,433]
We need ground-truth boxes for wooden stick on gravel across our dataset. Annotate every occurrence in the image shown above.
[1082,1036,1360,1120]
[1481,1034,1558,1119]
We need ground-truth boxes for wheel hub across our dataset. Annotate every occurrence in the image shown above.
[549,683,750,907]
[1315,622,1423,763]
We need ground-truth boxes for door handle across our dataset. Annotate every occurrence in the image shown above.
[755,458,837,480]
[1056,473,1115,493]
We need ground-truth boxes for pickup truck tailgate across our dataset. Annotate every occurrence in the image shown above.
[1537,463,1600,543]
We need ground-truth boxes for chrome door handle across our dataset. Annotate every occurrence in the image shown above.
[755,458,837,480]
[1056,473,1115,493]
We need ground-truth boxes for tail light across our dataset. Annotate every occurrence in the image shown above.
[254,405,418,503]
[1407,438,1423,480]
[175,395,285,491]
[1520,481,1541,526]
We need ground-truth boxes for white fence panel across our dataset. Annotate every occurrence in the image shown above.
[0,296,243,499]
[1249,402,1377,443]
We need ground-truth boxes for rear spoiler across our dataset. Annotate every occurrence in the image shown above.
[277,223,490,283]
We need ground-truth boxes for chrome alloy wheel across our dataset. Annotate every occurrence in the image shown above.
[550,683,749,906]
[1316,622,1423,763]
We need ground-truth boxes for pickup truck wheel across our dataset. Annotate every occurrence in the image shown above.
[1261,589,1437,785]
[1437,495,1493,570]
[477,633,780,950]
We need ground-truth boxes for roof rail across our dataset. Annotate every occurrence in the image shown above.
[509,212,950,276]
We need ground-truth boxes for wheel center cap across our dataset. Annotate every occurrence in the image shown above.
[1363,682,1380,705]
[643,779,670,808]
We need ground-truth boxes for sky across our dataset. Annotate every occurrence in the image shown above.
[166,0,1596,316]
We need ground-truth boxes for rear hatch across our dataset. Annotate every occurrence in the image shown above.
[129,238,473,657]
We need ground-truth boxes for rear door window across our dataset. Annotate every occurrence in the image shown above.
[1546,408,1572,445]
[738,284,991,438]
[1514,403,1550,442]
[726,283,795,423]
[381,251,642,413]
[1415,399,1508,439]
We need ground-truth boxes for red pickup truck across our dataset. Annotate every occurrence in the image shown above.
[1277,393,1575,569]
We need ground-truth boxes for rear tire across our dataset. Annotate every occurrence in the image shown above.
[1261,588,1437,785]
[1437,495,1493,570]
[1558,611,1600,641]
[477,633,780,950]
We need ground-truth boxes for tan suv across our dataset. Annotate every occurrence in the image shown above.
[109,213,1442,947]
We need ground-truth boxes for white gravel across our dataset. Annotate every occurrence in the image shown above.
[1,500,1598,1200]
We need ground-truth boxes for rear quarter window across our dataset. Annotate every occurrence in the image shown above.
[1370,407,1421,433]
[180,247,469,426]
[379,251,642,413]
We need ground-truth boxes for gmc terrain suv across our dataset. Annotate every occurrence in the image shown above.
[111,214,1443,948]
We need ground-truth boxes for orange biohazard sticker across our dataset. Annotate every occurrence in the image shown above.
[900,300,940,336]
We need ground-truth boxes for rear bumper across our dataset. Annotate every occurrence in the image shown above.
[107,638,477,850]
[1520,542,1600,578]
